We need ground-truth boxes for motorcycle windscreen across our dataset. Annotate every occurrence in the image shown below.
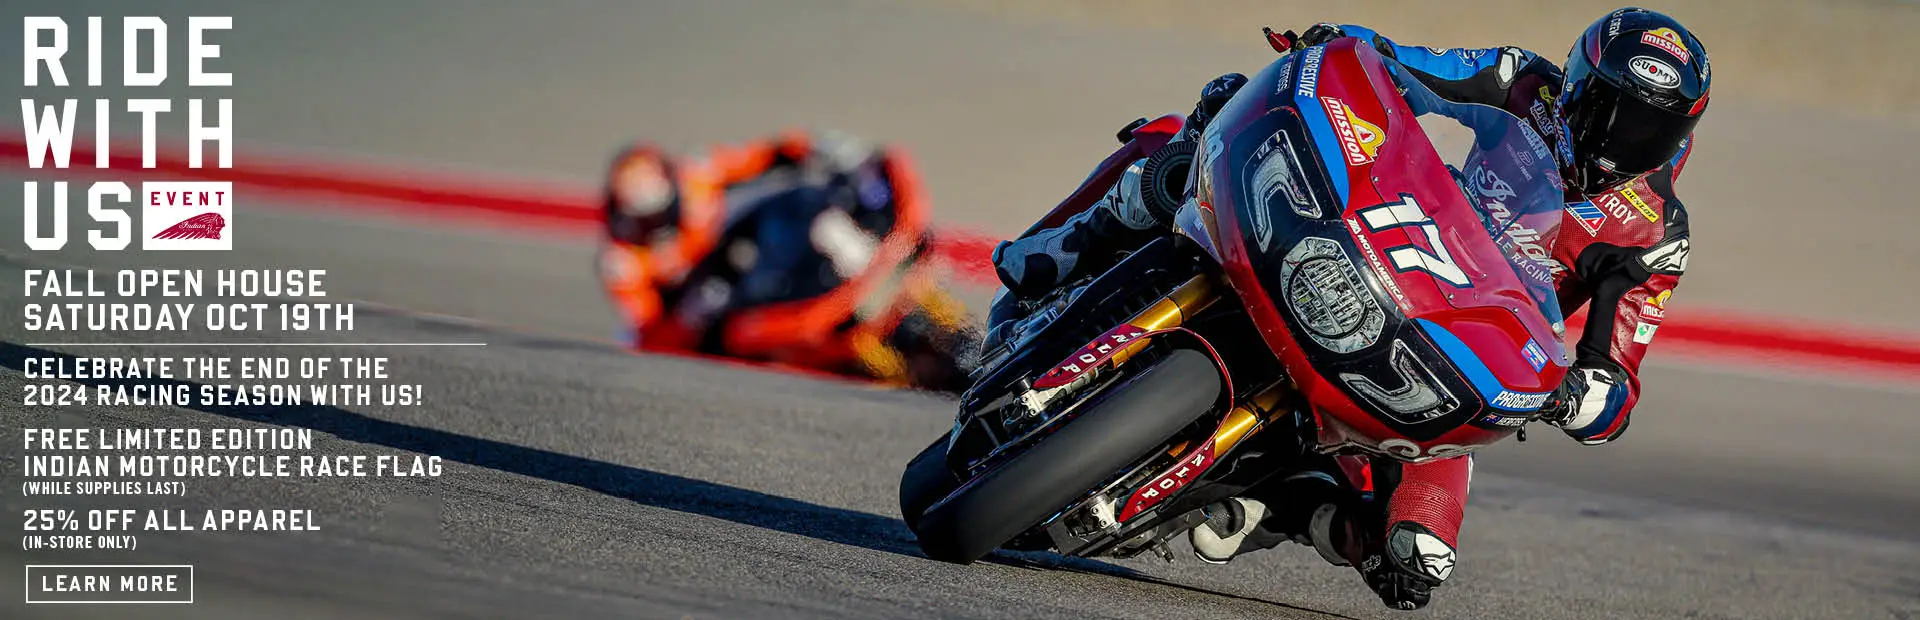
[1389,65,1570,339]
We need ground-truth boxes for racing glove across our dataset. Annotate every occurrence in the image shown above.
[1293,23,1347,51]
[1538,362,1630,444]
[1183,73,1248,140]
[1536,372,1587,427]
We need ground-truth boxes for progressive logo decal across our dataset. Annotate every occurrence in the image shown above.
[1319,96,1385,166]
[1489,389,1550,412]
[142,182,234,251]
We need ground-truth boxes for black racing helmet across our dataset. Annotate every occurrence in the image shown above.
[1559,8,1710,195]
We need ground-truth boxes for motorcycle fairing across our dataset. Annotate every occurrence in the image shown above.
[1198,38,1570,459]
[1290,44,1355,208]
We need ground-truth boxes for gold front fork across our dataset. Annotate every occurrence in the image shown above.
[1106,274,1221,369]
[1207,385,1290,456]
[1108,273,1289,459]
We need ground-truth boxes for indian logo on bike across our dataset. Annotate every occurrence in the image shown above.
[1319,96,1385,166]
[1471,167,1515,200]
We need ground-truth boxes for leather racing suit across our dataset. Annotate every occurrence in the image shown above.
[1337,24,1695,445]
[987,27,1694,610]
[598,132,903,356]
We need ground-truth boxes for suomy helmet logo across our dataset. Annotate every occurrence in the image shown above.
[1628,56,1680,89]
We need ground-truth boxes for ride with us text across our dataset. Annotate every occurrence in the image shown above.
[18,15,235,251]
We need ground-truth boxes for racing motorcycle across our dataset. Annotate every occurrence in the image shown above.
[899,37,1572,563]
[599,148,982,393]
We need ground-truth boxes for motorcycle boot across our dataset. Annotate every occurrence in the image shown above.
[983,72,1233,348]
[1190,467,1346,563]
[981,137,1194,354]
[990,155,1173,300]
[1310,503,1454,611]
[1313,456,1470,611]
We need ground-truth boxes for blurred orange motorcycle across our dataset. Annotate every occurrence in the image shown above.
[595,131,980,393]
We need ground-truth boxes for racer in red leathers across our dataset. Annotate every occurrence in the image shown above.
[986,8,1707,610]
[597,131,978,390]
[600,131,893,351]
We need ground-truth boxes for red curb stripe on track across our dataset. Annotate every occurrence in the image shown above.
[3,133,1006,283]
[7,131,1919,379]
[1654,310,1920,376]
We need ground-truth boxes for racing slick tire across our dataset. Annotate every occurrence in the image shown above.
[899,432,959,533]
[910,349,1222,563]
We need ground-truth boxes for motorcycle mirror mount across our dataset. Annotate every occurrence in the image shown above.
[1263,27,1299,54]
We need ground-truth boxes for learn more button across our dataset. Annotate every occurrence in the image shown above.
[25,565,193,604]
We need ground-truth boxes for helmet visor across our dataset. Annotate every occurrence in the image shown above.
[1564,68,1700,188]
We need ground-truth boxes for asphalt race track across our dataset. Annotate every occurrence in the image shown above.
[5,1,1920,618]
[3,196,1915,620]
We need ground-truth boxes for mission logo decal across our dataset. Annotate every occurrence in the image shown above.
[1641,28,1691,64]
[1318,96,1385,166]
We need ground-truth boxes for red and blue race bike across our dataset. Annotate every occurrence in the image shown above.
[900,38,1573,563]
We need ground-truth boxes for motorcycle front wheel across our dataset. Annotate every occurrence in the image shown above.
[898,432,957,534]
[909,348,1222,563]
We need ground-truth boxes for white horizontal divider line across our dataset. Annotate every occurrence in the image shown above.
[22,343,488,347]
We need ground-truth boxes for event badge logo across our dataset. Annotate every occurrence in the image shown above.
[142,182,234,251]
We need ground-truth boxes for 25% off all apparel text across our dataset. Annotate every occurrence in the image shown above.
[27,508,321,535]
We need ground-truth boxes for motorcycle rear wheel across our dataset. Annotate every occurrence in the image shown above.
[911,349,1222,563]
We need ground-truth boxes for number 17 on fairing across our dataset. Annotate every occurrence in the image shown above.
[1355,194,1472,287]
